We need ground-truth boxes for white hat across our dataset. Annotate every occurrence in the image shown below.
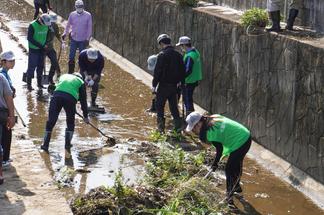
[86,48,98,60]
[185,112,202,132]
[157,34,170,44]
[147,55,157,71]
[75,0,84,8]
[49,13,58,23]
[0,51,15,61]
[40,14,51,26]
[176,36,191,46]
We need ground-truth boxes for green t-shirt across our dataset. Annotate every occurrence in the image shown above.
[207,114,250,156]
[55,74,84,100]
[184,49,202,84]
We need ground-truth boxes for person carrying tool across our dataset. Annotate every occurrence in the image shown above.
[176,36,202,117]
[0,73,16,184]
[33,0,52,20]
[185,112,251,207]
[40,73,89,152]
[46,13,62,86]
[78,48,104,107]
[25,13,51,91]
[62,0,92,74]
[146,54,158,113]
[153,34,185,133]
[0,51,16,167]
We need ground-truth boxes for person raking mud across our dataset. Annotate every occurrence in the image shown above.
[185,112,252,207]
[41,73,89,152]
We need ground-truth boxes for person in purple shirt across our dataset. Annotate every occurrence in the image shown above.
[62,0,92,74]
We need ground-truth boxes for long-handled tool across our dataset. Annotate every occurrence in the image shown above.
[14,107,26,127]
[76,112,116,145]
[203,168,214,179]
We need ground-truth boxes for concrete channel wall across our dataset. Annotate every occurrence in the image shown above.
[52,0,324,185]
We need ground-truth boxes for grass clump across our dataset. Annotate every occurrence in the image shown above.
[176,0,199,7]
[241,8,268,28]
[149,130,168,143]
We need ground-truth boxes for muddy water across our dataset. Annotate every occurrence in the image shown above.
[0,0,323,214]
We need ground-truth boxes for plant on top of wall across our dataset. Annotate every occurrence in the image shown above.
[241,7,269,28]
[176,0,199,7]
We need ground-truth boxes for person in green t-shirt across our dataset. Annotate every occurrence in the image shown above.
[176,36,202,117]
[185,112,251,207]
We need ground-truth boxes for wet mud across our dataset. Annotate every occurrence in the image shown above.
[0,0,323,214]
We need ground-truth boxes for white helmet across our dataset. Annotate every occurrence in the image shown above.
[40,14,51,26]
[157,34,170,44]
[75,0,84,8]
[147,55,157,72]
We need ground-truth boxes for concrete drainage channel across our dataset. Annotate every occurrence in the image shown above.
[0,0,322,214]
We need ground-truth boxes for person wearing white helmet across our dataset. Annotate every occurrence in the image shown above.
[45,13,62,85]
[78,48,104,107]
[146,54,158,113]
[185,112,251,207]
[153,34,185,133]
[176,36,202,117]
[33,0,52,20]
[25,13,51,91]
[62,0,93,74]
[0,51,16,168]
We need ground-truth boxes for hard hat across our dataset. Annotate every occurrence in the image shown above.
[49,13,58,23]
[147,55,157,71]
[75,0,84,8]
[40,14,51,26]
[157,34,171,44]
[0,51,15,61]
[86,48,98,60]
[176,36,191,46]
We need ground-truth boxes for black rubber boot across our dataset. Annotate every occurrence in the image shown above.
[266,11,282,32]
[65,130,74,150]
[40,131,51,152]
[173,117,184,133]
[157,117,165,134]
[147,98,156,112]
[91,92,98,107]
[286,9,299,30]
[27,77,33,91]
[37,76,45,89]
[68,60,75,74]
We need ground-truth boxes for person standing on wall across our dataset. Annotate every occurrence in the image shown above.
[40,73,89,152]
[78,48,104,108]
[0,73,16,184]
[0,51,16,167]
[286,0,303,30]
[26,14,51,91]
[62,0,92,74]
[153,34,185,133]
[185,112,251,207]
[176,36,202,117]
[33,0,52,20]
[46,13,62,86]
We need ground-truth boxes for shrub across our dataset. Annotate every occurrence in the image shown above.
[176,0,199,7]
[241,8,268,28]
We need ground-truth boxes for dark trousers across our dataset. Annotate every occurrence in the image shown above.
[225,136,252,198]
[34,3,48,19]
[182,82,198,113]
[26,50,45,85]
[1,126,12,162]
[46,49,60,83]
[156,84,180,119]
[80,72,100,102]
[46,93,77,132]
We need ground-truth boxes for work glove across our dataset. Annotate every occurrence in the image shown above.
[88,79,94,87]
[151,86,157,94]
[83,117,90,124]
[85,75,92,82]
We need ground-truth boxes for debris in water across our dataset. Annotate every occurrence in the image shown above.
[254,193,270,199]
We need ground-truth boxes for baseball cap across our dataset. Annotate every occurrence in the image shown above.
[185,112,202,132]
[0,51,15,61]
[86,48,98,60]
[49,13,58,23]
[157,34,171,44]
[176,36,191,46]
[40,14,51,26]
[147,54,157,71]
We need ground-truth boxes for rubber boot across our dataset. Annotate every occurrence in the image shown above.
[0,155,3,185]
[146,98,156,112]
[91,92,98,107]
[266,11,282,32]
[68,60,75,74]
[286,9,299,30]
[27,77,33,91]
[173,117,184,133]
[37,76,45,89]
[40,131,52,152]
[65,130,74,150]
[157,117,165,133]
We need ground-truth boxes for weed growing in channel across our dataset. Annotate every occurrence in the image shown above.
[241,7,268,28]
[149,130,168,142]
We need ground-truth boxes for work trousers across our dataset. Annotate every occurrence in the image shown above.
[0,125,12,162]
[34,3,47,19]
[46,93,77,132]
[267,0,303,12]
[0,125,3,156]
[46,48,60,83]
[225,136,252,198]
[182,82,198,114]
[69,39,87,61]
[156,84,180,120]
[26,50,45,84]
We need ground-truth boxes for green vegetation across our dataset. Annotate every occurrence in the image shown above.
[176,0,199,7]
[241,8,268,28]
[149,130,168,143]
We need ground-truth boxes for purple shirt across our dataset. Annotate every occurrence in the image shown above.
[64,11,92,42]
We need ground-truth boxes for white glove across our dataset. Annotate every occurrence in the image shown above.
[61,41,66,50]
[85,75,92,82]
[151,86,157,93]
[88,79,94,87]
